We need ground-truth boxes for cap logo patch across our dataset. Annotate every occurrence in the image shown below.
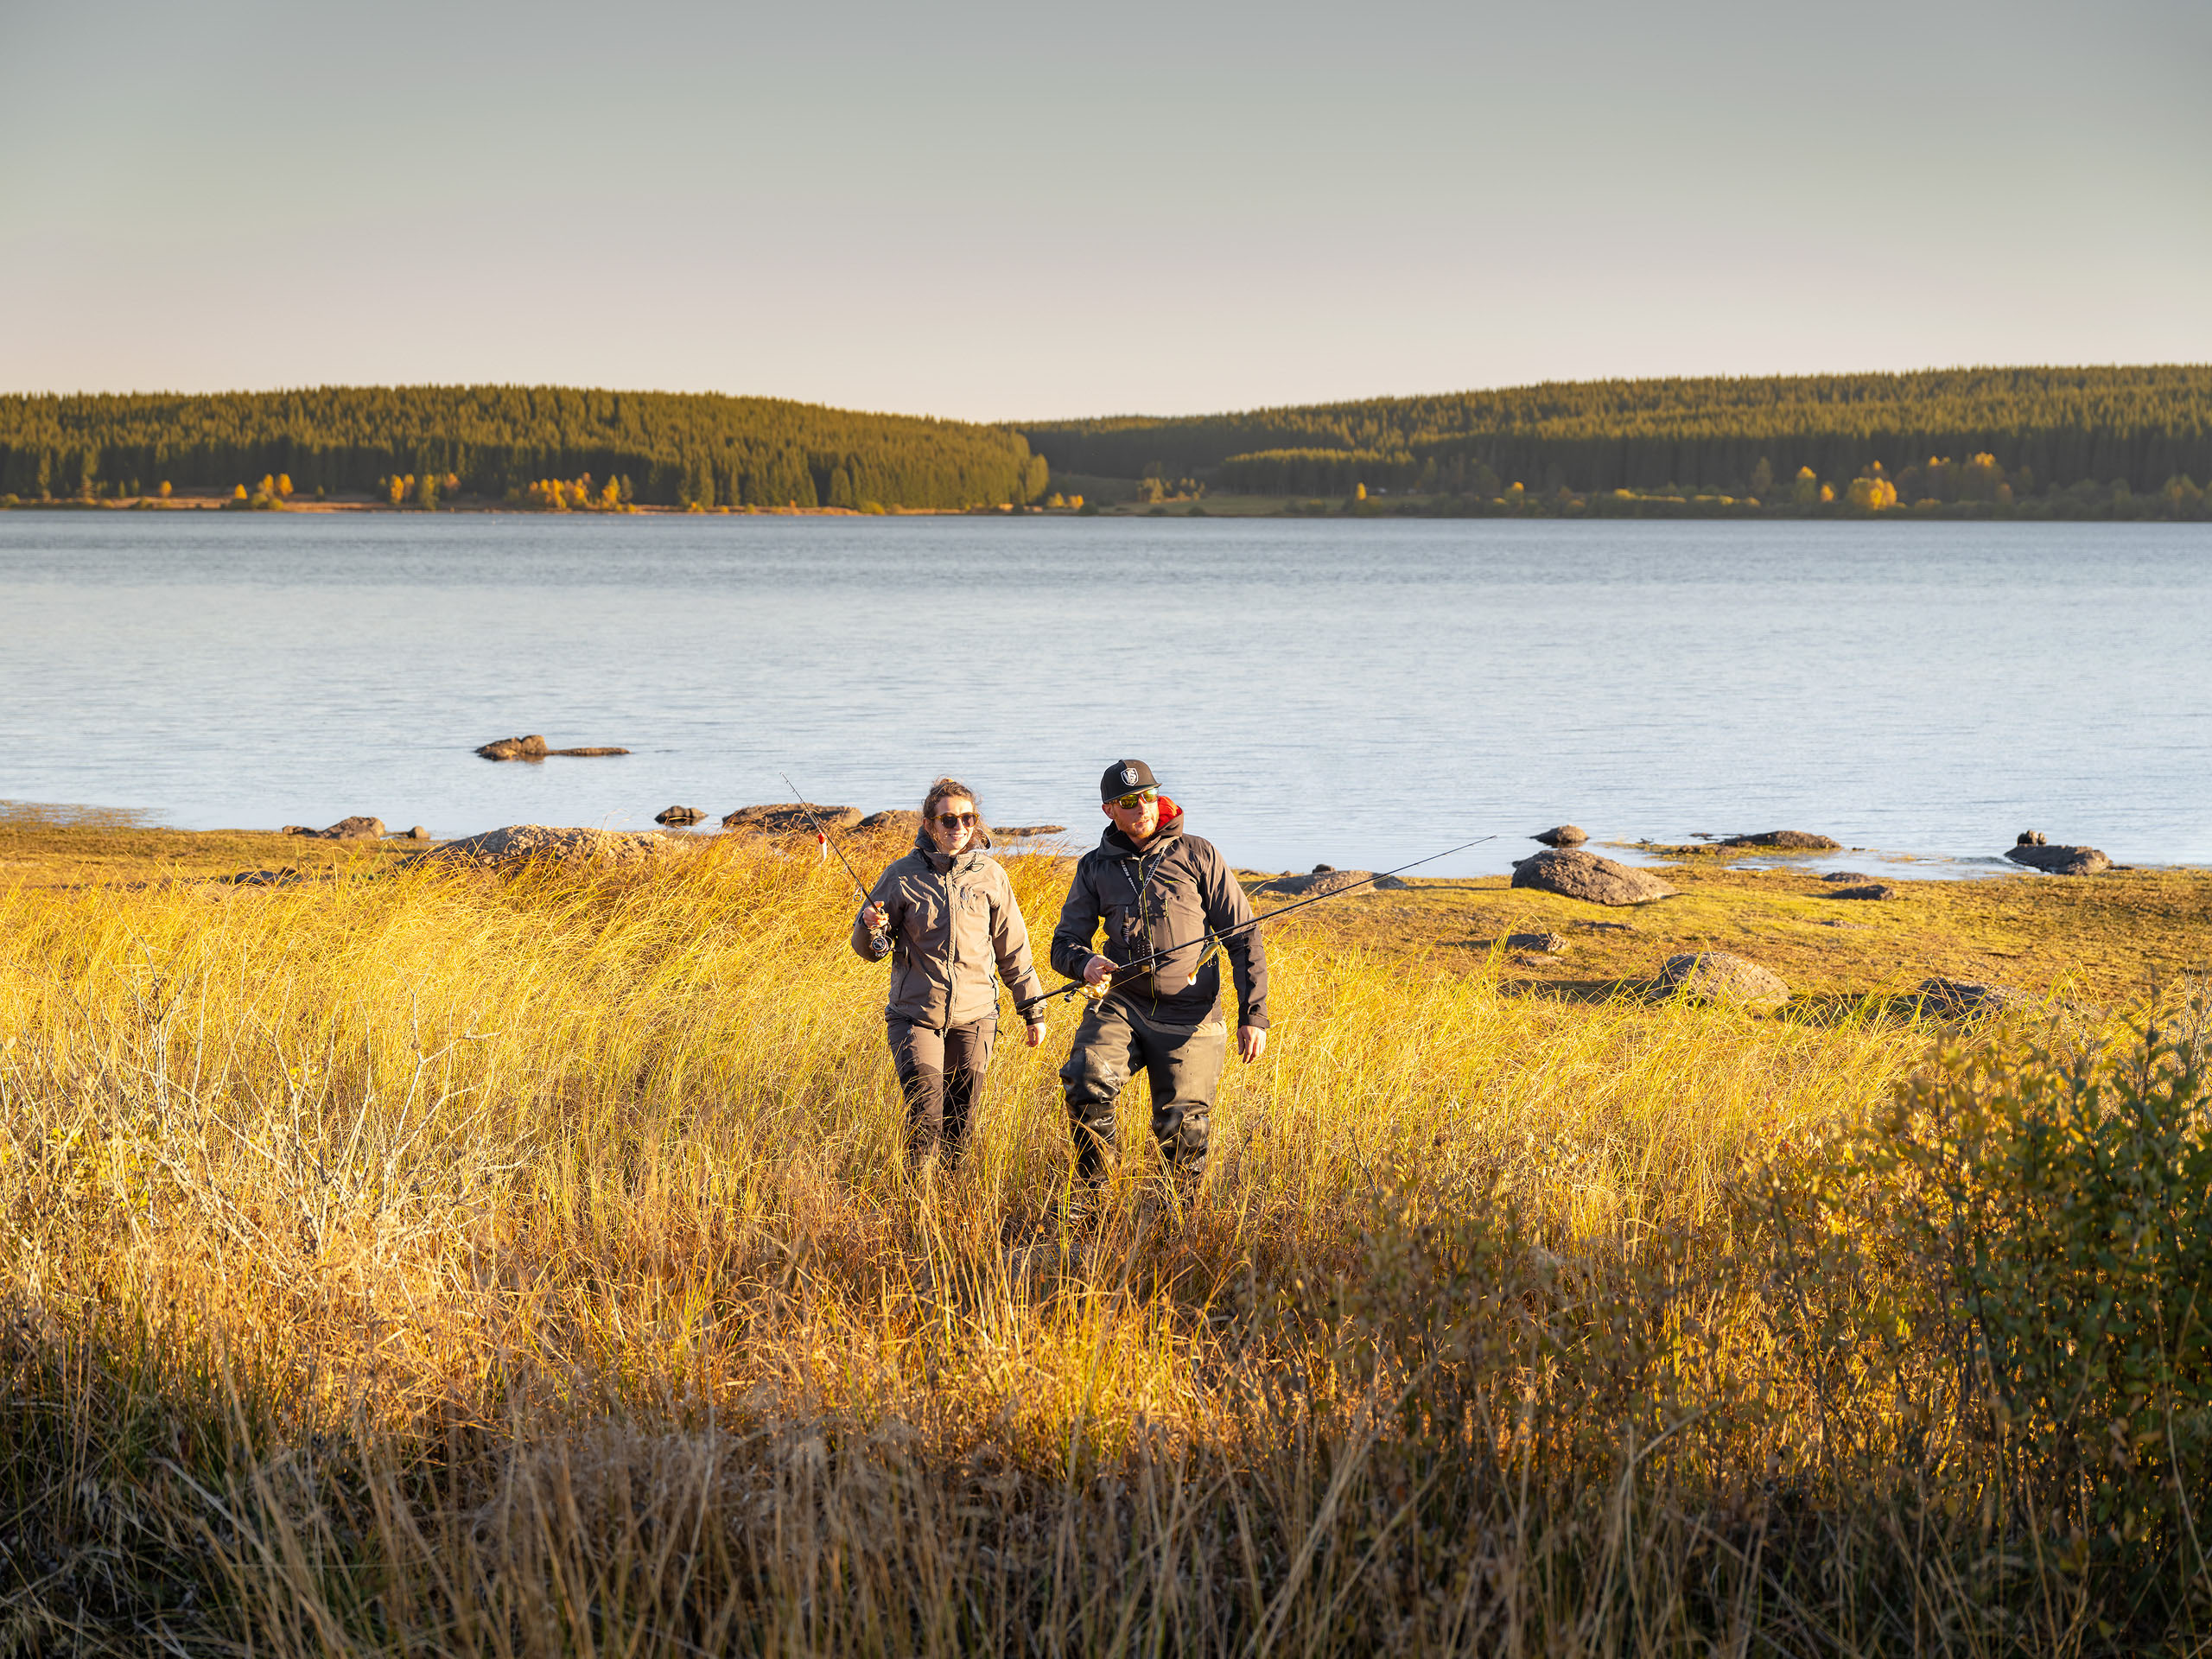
[1122,766,1138,785]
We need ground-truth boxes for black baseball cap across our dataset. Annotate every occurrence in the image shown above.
[1100,759,1160,801]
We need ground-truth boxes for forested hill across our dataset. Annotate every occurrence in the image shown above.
[0,385,1049,510]
[1017,366,2212,497]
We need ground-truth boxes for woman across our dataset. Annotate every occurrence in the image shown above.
[851,778,1047,1166]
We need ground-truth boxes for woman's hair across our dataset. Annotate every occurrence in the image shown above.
[921,776,984,830]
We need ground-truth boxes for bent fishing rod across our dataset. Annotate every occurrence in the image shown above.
[1035,832,1501,1006]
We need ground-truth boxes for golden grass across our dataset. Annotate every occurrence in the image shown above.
[0,823,2200,1653]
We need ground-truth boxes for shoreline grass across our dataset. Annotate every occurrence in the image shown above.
[1,825,2205,1652]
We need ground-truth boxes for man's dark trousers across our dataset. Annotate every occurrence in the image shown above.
[1058,993,1227,1182]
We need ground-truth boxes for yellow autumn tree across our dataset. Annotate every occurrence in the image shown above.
[1846,474,1898,510]
[1792,465,1821,505]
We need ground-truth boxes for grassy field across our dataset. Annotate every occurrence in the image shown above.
[0,816,2206,1655]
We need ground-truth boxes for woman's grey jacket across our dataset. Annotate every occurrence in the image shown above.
[849,835,1047,1028]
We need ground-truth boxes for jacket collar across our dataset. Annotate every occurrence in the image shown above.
[914,829,992,874]
[1100,794,1185,857]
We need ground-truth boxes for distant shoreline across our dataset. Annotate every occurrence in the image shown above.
[3,492,2202,522]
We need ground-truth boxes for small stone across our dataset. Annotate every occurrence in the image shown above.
[316,816,385,841]
[994,823,1067,837]
[1822,883,1899,900]
[1718,830,1840,851]
[1656,951,1789,1007]
[475,734,549,760]
[2005,843,2110,875]
[655,805,707,826]
[1916,977,2033,1016]
[1503,931,1567,954]
[2016,830,2047,846]
[546,746,630,757]
[408,825,430,840]
[1821,870,1872,884]
[1510,849,1673,906]
[1532,825,1588,846]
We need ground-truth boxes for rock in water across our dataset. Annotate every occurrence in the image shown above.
[2005,843,2110,875]
[1255,868,1374,898]
[1718,830,1840,850]
[1917,977,2033,1015]
[1657,952,1789,1007]
[2016,830,2048,846]
[547,746,630,757]
[407,825,431,840]
[476,734,549,760]
[1532,824,1588,847]
[290,815,385,841]
[1510,849,1674,906]
[1821,870,1872,883]
[655,805,707,826]
[721,803,862,833]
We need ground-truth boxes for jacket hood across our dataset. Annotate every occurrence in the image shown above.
[1099,794,1184,857]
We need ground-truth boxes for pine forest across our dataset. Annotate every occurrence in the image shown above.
[0,385,1049,511]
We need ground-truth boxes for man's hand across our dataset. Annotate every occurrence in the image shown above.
[1025,1020,1047,1048]
[1238,1025,1267,1063]
[1083,954,1115,987]
[861,902,887,934]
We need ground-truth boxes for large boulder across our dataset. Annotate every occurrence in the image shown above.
[655,805,707,826]
[1917,977,2033,1016]
[857,809,923,836]
[1719,830,1840,851]
[1510,849,1673,906]
[2005,843,2110,875]
[1656,952,1789,1007]
[1532,824,1588,847]
[476,734,548,760]
[721,803,863,834]
[410,824,681,868]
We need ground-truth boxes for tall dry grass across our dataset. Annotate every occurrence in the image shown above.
[0,839,2201,1654]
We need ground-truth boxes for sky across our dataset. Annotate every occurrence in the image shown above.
[2,0,2206,422]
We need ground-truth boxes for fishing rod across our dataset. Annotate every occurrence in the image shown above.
[779,771,893,954]
[1037,832,1502,1006]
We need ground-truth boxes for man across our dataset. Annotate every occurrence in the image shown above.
[1050,759,1268,1190]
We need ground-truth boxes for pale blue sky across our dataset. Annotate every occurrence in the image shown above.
[2,0,2205,420]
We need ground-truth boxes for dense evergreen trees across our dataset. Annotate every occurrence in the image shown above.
[0,385,1046,510]
[1019,366,2212,499]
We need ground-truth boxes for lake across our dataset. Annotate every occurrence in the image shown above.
[3,512,2207,879]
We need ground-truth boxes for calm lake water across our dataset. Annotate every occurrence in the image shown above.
[3,512,2208,878]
